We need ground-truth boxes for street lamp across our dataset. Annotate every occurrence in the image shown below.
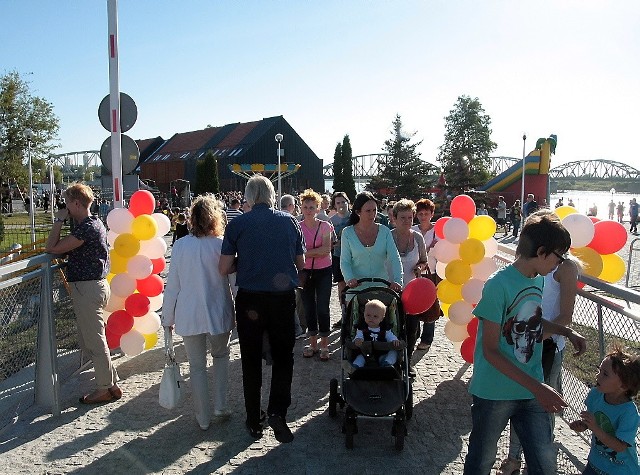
[520,133,527,209]
[275,133,283,209]
[24,128,36,242]
[48,156,55,222]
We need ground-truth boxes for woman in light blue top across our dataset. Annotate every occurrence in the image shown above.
[340,191,402,295]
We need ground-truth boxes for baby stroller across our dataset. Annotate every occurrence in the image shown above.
[328,278,413,451]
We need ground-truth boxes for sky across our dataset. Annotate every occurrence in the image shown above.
[1,0,639,170]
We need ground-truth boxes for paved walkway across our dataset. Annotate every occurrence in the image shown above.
[0,235,594,474]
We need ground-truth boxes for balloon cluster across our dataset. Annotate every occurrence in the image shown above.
[432,195,498,364]
[103,190,171,356]
[554,206,627,283]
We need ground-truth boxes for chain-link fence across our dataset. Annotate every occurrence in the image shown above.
[0,254,77,430]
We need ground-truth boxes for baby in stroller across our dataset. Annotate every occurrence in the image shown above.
[344,299,401,373]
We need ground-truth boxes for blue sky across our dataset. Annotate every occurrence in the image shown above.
[1,0,639,169]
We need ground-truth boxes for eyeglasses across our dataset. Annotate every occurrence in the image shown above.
[552,251,566,263]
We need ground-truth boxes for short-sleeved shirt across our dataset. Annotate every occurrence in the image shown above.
[329,213,350,257]
[67,215,110,282]
[221,203,305,292]
[585,387,639,474]
[469,264,545,400]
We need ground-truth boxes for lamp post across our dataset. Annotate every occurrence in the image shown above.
[275,133,283,209]
[48,156,55,222]
[24,128,36,242]
[520,133,527,209]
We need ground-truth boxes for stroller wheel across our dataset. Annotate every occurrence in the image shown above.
[329,378,338,417]
[344,420,356,449]
[392,419,407,451]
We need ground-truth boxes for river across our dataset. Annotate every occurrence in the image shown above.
[550,190,638,221]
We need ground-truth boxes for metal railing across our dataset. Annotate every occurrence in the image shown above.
[0,253,76,430]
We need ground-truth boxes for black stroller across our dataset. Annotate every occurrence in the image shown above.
[328,278,413,451]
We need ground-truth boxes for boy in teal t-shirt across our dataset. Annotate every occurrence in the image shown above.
[464,213,587,475]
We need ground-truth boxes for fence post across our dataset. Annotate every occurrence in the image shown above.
[596,302,605,362]
[35,258,60,416]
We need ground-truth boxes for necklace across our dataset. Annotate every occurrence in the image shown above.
[355,224,377,247]
[394,231,412,257]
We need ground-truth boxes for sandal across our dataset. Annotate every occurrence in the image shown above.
[497,457,521,475]
[79,390,114,405]
[416,342,431,351]
[319,348,330,361]
[302,345,318,358]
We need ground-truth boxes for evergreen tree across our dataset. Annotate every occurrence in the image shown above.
[368,114,432,200]
[341,134,357,200]
[0,71,59,188]
[437,95,496,193]
[331,142,343,192]
[194,150,219,195]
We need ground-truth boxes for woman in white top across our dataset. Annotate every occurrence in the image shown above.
[391,199,427,376]
[162,195,235,431]
[411,198,439,351]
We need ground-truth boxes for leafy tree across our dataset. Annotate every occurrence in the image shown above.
[341,134,357,200]
[331,142,343,192]
[194,150,219,195]
[437,95,496,193]
[368,114,432,200]
[0,71,59,188]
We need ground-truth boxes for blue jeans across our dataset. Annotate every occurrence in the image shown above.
[464,396,555,475]
[300,267,332,337]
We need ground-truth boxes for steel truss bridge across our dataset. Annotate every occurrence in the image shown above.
[323,155,640,182]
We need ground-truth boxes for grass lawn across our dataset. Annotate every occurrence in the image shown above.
[1,211,68,252]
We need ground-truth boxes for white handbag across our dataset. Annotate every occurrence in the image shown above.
[159,327,184,409]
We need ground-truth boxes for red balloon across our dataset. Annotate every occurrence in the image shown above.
[125,293,151,317]
[106,309,134,335]
[587,220,627,254]
[401,278,437,315]
[129,190,156,217]
[450,195,476,223]
[434,217,450,240]
[137,274,164,297]
[460,336,476,364]
[577,281,585,290]
[151,256,166,274]
[105,327,121,350]
[466,317,479,339]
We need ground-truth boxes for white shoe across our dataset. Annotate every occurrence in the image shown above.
[213,409,232,420]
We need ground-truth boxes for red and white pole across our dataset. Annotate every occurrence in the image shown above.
[107,0,123,208]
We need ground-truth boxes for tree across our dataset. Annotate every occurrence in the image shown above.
[0,71,59,188]
[368,114,432,200]
[331,142,343,192]
[437,95,496,193]
[341,134,357,200]
[194,150,219,195]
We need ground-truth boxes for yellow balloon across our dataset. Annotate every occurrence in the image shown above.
[468,215,497,241]
[445,259,473,285]
[131,214,159,241]
[109,250,129,274]
[114,233,141,258]
[570,247,603,278]
[598,254,626,283]
[554,205,578,220]
[441,302,451,318]
[459,238,486,264]
[437,279,463,304]
[143,331,159,350]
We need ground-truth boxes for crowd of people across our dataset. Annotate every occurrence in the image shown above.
[44,178,640,474]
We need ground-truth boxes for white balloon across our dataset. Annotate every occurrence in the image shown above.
[110,273,137,298]
[443,218,470,244]
[147,293,164,312]
[482,237,498,258]
[105,294,126,312]
[133,311,161,334]
[444,320,469,342]
[448,301,474,325]
[120,329,145,356]
[471,257,498,281]
[139,237,168,259]
[562,213,595,248]
[462,279,485,305]
[435,260,448,279]
[126,255,153,280]
[107,230,119,248]
[152,213,172,237]
[107,208,134,234]
[432,240,460,263]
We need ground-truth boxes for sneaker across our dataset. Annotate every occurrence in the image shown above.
[268,415,294,443]
[245,419,263,439]
[497,457,521,475]
[213,409,232,420]
[408,365,417,378]
[416,342,431,351]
